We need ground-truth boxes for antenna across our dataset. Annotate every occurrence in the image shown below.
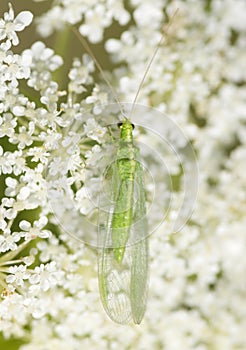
[129,8,179,118]
[72,27,125,117]
[72,9,178,120]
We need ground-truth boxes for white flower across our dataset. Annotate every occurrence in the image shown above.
[0,148,15,175]
[1,52,31,87]
[85,145,102,166]
[133,3,163,28]
[87,85,108,108]
[107,0,130,26]
[27,41,63,70]
[0,293,28,337]
[61,131,81,155]
[11,150,26,176]
[79,4,112,43]
[0,231,22,252]
[6,265,30,287]
[40,82,60,112]
[10,122,35,149]
[29,262,63,292]
[84,118,107,143]
[39,129,62,150]
[48,156,67,176]
[0,3,33,46]
[0,113,17,137]
[68,55,94,94]
[19,217,51,240]
[27,147,50,164]
[23,41,63,91]
[36,6,65,37]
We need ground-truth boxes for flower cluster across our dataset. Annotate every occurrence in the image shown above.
[34,0,130,43]
[0,1,246,350]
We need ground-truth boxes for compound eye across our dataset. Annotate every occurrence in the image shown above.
[117,122,135,129]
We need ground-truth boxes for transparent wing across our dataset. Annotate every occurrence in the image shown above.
[130,161,149,324]
[98,159,132,324]
[98,149,149,324]
[98,243,133,324]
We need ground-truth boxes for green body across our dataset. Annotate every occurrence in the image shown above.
[98,119,149,324]
[111,121,137,263]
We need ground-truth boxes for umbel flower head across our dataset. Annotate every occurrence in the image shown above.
[0,1,246,349]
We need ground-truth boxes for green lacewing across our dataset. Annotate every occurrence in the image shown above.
[98,119,148,324]
[74,10,177,324]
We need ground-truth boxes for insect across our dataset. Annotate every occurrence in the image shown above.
[97,118,148,324]
[73,10,177,324]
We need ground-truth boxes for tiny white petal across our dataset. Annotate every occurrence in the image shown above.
[15,11,33,28]
[12,106,25,116]
[6,275,15,283]
[86,96,97,104]
[19,220,31,231]
[17,187,30,200]
[23,255,35,266]
[105,39,121,53]
[39,230,50,239]
[39,216,48,227]
[5,177,18,188]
